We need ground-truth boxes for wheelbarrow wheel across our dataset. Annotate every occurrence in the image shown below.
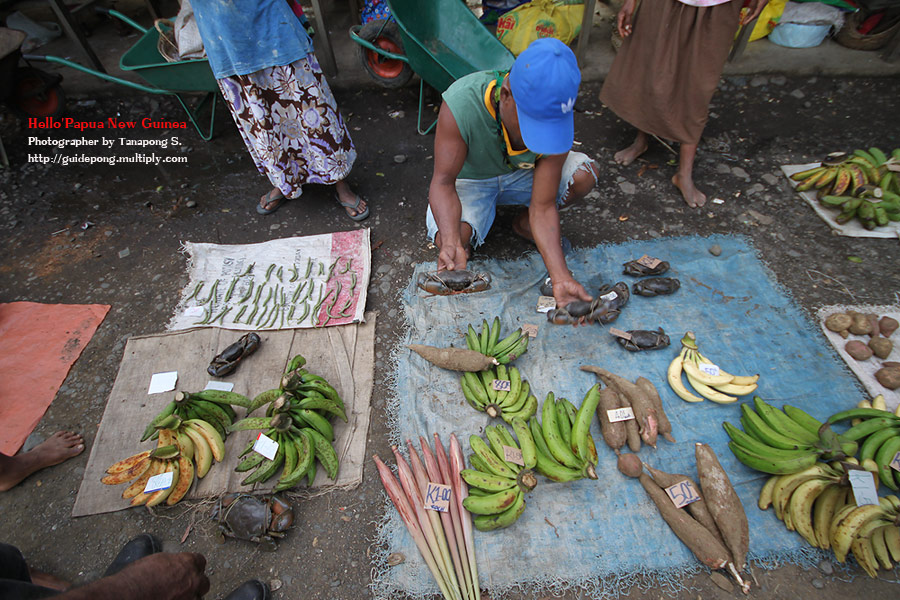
[10,67,66,119]
[356,20,412,89]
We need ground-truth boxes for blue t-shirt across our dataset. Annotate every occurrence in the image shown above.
[191,0,314,79]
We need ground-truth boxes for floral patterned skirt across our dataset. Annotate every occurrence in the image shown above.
[217,54,357,199]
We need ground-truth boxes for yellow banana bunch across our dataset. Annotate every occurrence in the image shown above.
[667,332,759,404]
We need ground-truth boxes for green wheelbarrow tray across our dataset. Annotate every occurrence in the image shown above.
[350,0,514,134]
[24,8,219,140]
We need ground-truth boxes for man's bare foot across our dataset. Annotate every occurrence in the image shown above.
[0,431,85,492]
[614,137,649,166]
[511,209,534,242]
[672,174,707,208]
[30,569,71,591]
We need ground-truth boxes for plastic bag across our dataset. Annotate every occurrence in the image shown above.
[496,0,584,56]
[748,0,787,41]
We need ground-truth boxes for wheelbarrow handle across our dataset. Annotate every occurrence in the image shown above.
[348,25,409,63]
[94,6,149,34]
[22,54,168,95]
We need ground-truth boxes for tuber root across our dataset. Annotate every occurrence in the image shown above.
[408,344,498,371]
[869,337,893,360]
[845,340,873,361]
[617,453,642,478]
[879,316,898,338]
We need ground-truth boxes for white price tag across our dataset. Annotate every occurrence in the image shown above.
[600,291,618,302]
[536,295,557,313]
[503,445,524,466]
[205,381,234,392]
[698,363,720,377]
[521,323,539,338]
[891,451,900,473]
[492,379,511,392]
[609,328,632,340]
[665,480,701,509]
[184,306,204,317]
[253,432,279,460]
[148,371,178,395]
[848,470,879,506]
[143,470,174,493]
[607,407,635,422]
[424,481,452,512]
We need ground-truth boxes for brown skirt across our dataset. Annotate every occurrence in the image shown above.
[599,0,743,144]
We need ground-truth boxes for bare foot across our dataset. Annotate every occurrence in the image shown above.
[511,209,534,242]
[30,569,71,591]
[614,137,648,166]
[0,431,85,492]
[672,174,707,208]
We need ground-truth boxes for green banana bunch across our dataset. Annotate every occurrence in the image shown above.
[227,354,342,489]
[459,364,538,422]
[140,389,251,442]
[530,390,599,483]
[463,422,537,531]
[827,404,900,492]
[464,317,529,365]
[723,398,858,475]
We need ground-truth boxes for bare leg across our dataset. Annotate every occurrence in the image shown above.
[671,142,706,208]
[29,568,71,591]
[0,431,84,492]
[334,180,368,218]
[614,130,649,166]
[513,159,599,242]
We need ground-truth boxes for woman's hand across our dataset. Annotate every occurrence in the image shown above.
[742,0,769,25]
[617,0,638,37]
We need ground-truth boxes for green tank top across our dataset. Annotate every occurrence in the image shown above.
[442,71,540,180]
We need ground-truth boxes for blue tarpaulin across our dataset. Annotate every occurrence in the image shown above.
[372,234,865,599]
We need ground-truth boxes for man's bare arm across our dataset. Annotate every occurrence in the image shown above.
[429,103,469,271]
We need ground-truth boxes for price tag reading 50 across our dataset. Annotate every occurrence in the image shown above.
[665,480,701,509]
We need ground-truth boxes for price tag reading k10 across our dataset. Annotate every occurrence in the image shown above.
[698,363,721,377]
[607,406,635,422]
[492,379,511,392]
[891,451,900,473]
[424,481,452,512]
[253,432,279,460]
[665,480,701,509]
[848,470,879,506]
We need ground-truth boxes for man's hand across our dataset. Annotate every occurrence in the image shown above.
[437,243,468,272]
[742,0,769,25]
[552,277,592,309]
[617,0,637,37]
[57,553,210,600]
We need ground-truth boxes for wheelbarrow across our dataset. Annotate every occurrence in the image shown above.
[350,0,514,134]
[23,7,219,140]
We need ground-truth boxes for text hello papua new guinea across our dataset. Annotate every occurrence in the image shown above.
[28,117,187,130]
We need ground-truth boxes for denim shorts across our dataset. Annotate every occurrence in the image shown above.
[426,151,595,248]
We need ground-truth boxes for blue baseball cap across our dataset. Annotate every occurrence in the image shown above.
[509,38,581,155]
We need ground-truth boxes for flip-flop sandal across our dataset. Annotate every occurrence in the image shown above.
[256,189,287,215]
[335,193,370,222]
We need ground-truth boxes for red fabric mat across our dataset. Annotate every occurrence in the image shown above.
[0,302,109,454]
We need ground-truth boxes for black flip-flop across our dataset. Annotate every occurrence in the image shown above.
[256,189,287,215]
[335,193,370,222]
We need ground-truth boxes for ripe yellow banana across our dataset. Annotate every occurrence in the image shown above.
[166,454,195,506]
[682,350,735,386]
[684,371,738,404]
[711,381,758,396]
[695,351,758,385]
[831,504,890,563]
[106,450,152,475]
[667,347,704,403]
[184,419,225,462]
[182,425,213,478]
[145,460,180,508]
[788,478,834,548]
[870,525,894,570]
[812,485,847,550]
[758,475,778,510]
[884,524,900,562]
[851,536,879,578]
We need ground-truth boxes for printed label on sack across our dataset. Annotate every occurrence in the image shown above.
[848,469,879,506]
[891,451,900,473]
[536,295,557,313]
[143,470,174,493]
[609,328,632,340]
[698,363,720,377]
[424,482,451,512]
[665,480,701,509]
[253,432,279,460]
[636,254,662,269]
[600,291,618,302]
[503,445,524,466]
[607,407,635,422]
[204,381,234,392]
[521,323,539,338]
[492,379,511,392]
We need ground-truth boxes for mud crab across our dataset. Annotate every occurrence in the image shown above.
[615,327,670,352]
[632,277,681,297]
[622,259,670,277]
[547,282,630,325]
[211,493,293,551]
[416,270,491,296]
[208,332,261,377]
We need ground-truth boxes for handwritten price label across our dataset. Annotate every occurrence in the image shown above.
[609,328,632,340]
[698,363,721,377]
[253,432,279,460]
[637,254,662,269]
[424,481,452,512]
[599,291,619,302]
[848,470,879,506]
[503,445,524,466]
[521,323,539,338]
[665,480,701,509]
[143,470,173,494]
[607,407,635,422]
[891,451,900,473]
[492,379,511,392]
[536,295,557,313]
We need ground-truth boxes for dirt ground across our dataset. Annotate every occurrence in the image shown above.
[2,5,900,600]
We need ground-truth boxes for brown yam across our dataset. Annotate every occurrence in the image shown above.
[636,376,675,443]
[824,313,852,333]
[875,366,900,390]
[582,365,650,450]
[638,473,731,570]
[695,443,749,572]
[408,345,497,371]
[845,340,873,361]
[618,392,642,452]
[597,387,626,451]
[617,453,642,478]
[643,463,726,548]
[868,337,893,360]
[879,316,899,338]
[848,312,872,335]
